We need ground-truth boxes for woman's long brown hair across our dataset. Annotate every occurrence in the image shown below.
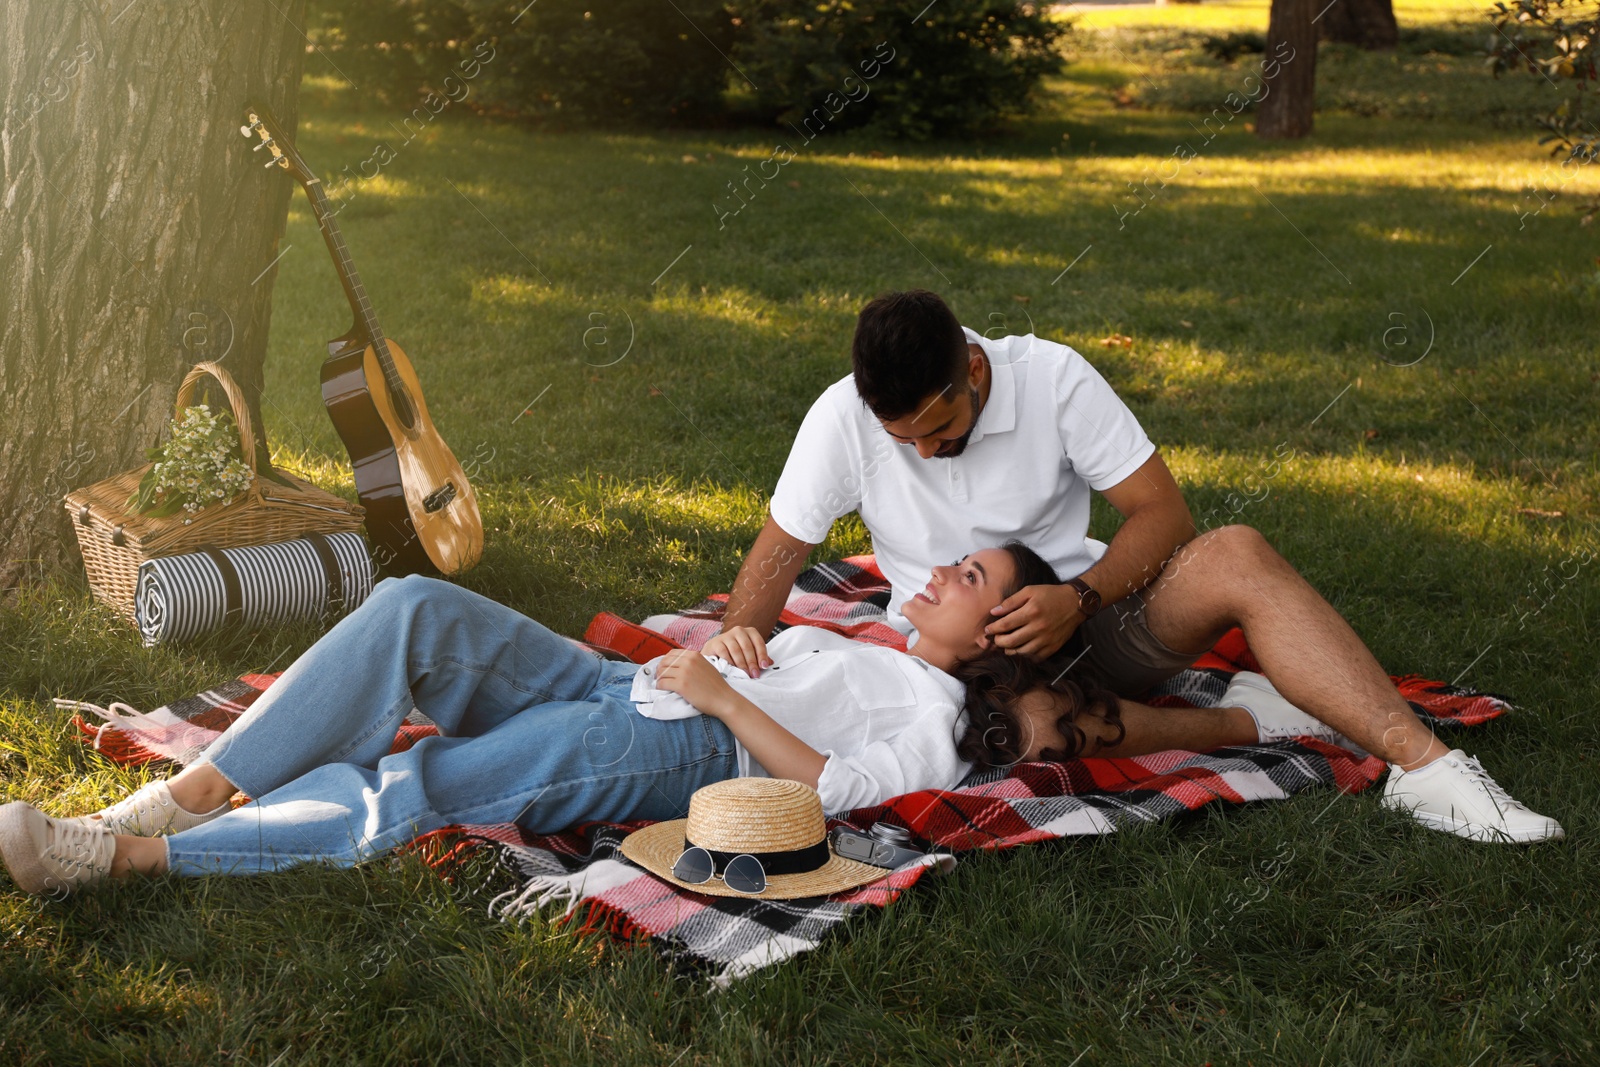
[955,652,1125,768]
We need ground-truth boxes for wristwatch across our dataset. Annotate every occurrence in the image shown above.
[1066,576,1101,618]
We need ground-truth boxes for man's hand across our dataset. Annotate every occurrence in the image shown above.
[984,583,1084,659]
[701,625,772,678]
[654,649,737,717]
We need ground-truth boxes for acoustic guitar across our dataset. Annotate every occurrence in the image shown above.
[241,105,482,576]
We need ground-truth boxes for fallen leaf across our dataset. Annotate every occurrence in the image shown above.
[1517,507,1566,519]
[868,149,885,159]
[648,386,663,397]
[1364,429,1379,440]
[1100,333,1134,348]
[1179,319,1194,328]
[787,180,800,189]
[681,154,698,163]
[1013,295,1030,304]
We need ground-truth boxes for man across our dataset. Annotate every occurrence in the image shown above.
[719,289,1562,843]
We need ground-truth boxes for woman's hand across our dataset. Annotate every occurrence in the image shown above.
[701,626,773,678]
[654,649,737,717]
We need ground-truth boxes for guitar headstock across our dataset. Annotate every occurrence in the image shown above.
[240,103,318,184]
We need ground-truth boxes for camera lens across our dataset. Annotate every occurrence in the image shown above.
[869,822,912,847]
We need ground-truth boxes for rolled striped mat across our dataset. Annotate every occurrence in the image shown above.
[135,532,375,646]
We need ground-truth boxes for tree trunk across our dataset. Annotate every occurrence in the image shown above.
[1317,0,1399,50]
[1257,0,1319,140]
[0,2,309,589]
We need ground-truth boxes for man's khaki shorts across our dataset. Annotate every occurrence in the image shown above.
[1047,588,1200,698]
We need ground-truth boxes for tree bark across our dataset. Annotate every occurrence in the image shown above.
[1317,0,1399,50]
[1257,0,1319,140]
[0,1,309,589]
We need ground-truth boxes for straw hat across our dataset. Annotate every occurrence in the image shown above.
[620,778,888,900]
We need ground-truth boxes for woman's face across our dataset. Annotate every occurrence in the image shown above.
[900,547,1016,654]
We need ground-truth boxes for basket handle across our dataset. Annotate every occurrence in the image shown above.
[173,361,257,471]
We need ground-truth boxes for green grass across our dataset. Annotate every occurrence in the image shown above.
[4,7,1599,1063]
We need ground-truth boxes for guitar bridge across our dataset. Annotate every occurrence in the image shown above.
[423,481,457,514]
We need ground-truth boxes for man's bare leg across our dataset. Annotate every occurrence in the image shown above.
[1014,687,1258,759]
[1091,700,1257,757]
[1129,525,1449,770]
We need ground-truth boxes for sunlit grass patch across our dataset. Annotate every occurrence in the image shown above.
[1073,0,1499,31]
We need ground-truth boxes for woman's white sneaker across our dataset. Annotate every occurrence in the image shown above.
[0,802,116,895]
[67,779,229,837]
[1222,671,1368,756]
[1382,750,1565,843]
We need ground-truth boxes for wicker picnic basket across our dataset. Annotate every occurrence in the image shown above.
[64,361,366,625]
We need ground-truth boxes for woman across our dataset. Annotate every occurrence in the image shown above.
[0,543,1050,896]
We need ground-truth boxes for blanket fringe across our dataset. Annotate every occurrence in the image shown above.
[487,873,586,923]
[53,698,153,752]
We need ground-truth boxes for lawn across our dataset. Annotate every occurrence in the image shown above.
[2,0,1598,1062]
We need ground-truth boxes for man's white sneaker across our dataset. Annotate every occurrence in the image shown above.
[1382,750,1565,843]
[0,802,116,895]
[65,779,230,837]
[1222,671,1368,756]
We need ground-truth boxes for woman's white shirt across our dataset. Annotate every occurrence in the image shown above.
[629,625,971,813]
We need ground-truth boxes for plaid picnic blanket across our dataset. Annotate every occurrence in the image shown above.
[64,555,1510,984]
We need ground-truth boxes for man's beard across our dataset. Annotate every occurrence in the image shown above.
[933,384,983,458]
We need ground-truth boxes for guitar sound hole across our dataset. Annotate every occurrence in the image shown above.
[388,383,417,431]
[423,481,457,514]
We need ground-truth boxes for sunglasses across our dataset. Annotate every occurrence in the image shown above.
[671,845,768,895]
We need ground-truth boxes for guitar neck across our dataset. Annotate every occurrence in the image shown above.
[304,180,402,389]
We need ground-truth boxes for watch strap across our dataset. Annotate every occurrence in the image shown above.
[1066,576,1100,617]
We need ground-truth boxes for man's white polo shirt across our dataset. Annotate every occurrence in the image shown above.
[769,326,1156,636]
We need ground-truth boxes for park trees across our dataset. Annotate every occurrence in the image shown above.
[1319,0,1399,49]
[1257,0,1321,138]
[0,2,310,588]
[1256,0,1400,139]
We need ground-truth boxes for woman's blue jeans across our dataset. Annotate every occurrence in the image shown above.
[163,574,738,877]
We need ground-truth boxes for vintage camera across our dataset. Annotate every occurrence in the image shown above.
[828,821,928,869]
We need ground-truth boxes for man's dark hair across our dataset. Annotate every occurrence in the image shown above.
[851,289,969,420]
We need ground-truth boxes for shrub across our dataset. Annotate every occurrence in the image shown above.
[1490,0,1600,168]
[464,0,736,125]
[307,0,735,125]
[304,0,1065,137]
[306,0,476,108]
[728,0,1068,140]
[1201,31,1267,63]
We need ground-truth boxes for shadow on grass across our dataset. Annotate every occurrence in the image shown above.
[3,474,1590,721]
